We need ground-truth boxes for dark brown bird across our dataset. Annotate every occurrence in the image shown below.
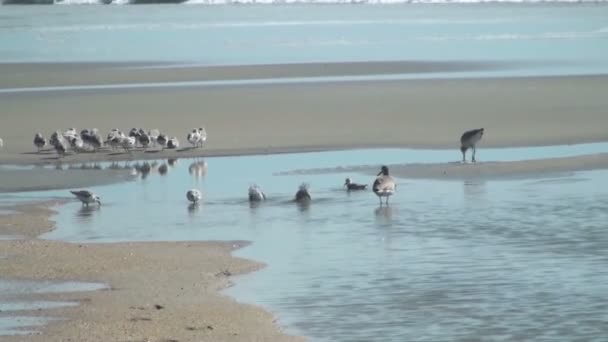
[344,178,367,191]
[460,128,484,163]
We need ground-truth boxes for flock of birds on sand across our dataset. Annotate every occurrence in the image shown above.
[67,128,485,208]
[28,126,208,156]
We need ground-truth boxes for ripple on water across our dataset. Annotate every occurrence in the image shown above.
[5,146,608,341]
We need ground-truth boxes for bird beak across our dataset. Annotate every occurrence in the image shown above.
[377,171,382,176]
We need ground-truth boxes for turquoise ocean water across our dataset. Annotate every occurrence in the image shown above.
[1,4,608,78]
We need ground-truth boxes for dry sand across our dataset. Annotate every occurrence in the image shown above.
[1,62,608,166]
[0,201,303,342]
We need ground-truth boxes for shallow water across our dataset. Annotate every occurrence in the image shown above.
[0,280,106,336]
[2,4,608,78]
[1,145,597,340]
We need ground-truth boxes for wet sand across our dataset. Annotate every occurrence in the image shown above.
[1,62,608,166]
[277,153,608,180]
[0,202,302,341]
[0,167,134,192]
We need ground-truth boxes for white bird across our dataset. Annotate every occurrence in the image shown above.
[248,184,266,202]
[460,128,484,163]
[148,129,160,146]
[63,128,78,140]
[186,189,202,203]
[70,190,101,207]
[122,136,136,153]
[373,165,396,206]
[188,161,208,178]
[187,129,201,148]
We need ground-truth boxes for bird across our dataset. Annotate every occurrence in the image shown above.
[70,190,101,207]
[460,128,484,163]
[157,134,168,149]
[248,184,266,202]
[0,137,3,149]
[186,189,202,203]
[34,133,46,152]
[63,128,78,141]
[294,183,311,203]
[122,136,136,153]
[69,136,85,152]
[138,132,151,150]
[167,137,179,149]
[54,139,67,157]
[373,165,396,206]
[187,129,201,148]
[344,177,367,191]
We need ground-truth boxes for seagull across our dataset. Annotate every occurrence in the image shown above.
[122,136,136,153]
[186,189,202,203]
[49,131,64,148]
[70,190,101,207]
[138,132,151,150]
[373,165,396,206]
[460,128,484,163]
[344,178,367,191]
[294,183,311,203]
[248,184,266,202]
[63,128,78,141]
[148,129,160,146]
[167,137,179,149]
[187,129,201,148]
[34,133,47,152]
[157,134,168,149]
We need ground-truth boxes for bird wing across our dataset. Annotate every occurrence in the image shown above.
[373,176,395,192]
[70,190,92,198]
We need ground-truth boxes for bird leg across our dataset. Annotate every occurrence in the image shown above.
[472,146,477,163]
[461,150,466,163]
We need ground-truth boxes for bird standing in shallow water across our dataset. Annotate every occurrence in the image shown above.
[460,128,484,163]
[373,165,396,206]
[248,184,266,202]
[294,183,311,203]
[70,190,101,207]
[344,178,367,191]
[186,189,202,204]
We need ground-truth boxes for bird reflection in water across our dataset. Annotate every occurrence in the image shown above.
[188,160,208,178]
[374,205,395,222]
[76,205,100,222]
[187,203,201,215]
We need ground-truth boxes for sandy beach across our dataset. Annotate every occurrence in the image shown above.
[1,62,608,166]
[0,201,303,342]
[2,61,608,341]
